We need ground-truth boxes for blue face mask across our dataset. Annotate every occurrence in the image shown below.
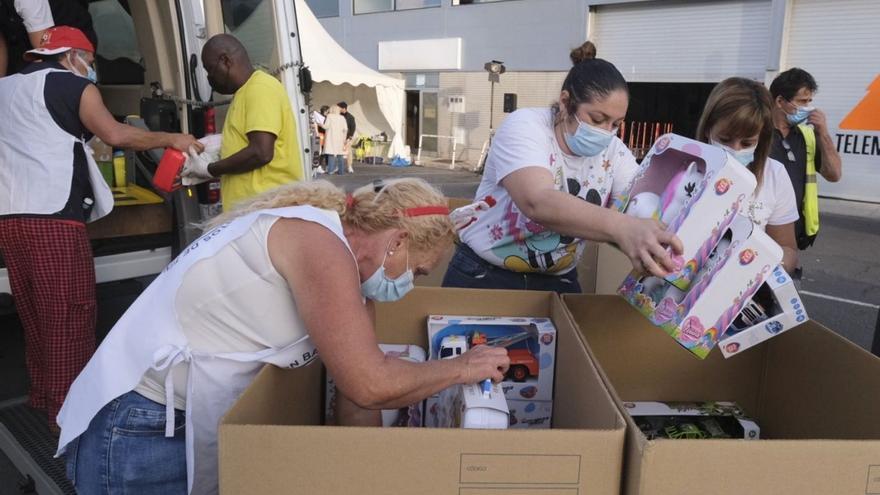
[786,105,813,126]
[360,243,414,302]
[563,115,614,157]
[71,53,97,84]
[712,140,756,167]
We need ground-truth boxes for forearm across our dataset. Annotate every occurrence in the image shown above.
[207,145,269,176]
[104,123,176,151]
[357,357,464,410]
[782,247,799,274]
[817,130,842,182]
[521,190,622,244]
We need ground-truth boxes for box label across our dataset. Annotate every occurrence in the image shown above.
[867,465,880,494]
[459,454,580,484]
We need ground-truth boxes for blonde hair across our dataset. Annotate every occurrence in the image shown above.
[328,105,342,115]
[696,77,773,188]
[209,179,455,254]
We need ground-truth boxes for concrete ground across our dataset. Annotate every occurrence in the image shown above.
[0,161,877,491]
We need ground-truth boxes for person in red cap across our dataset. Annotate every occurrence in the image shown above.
[0,25,203,433]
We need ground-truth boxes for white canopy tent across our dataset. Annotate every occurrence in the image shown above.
[295,0,406,159]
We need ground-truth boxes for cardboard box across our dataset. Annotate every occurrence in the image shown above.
[427,315,557,402]
[220,288,626,495]
[619,214,783,358]
[564,294,880,495]
[719,264,808,358]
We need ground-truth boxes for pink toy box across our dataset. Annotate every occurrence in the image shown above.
[719,264,808,358]
[618,134,784,358]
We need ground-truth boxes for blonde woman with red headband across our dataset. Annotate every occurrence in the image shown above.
[56,178,510,495]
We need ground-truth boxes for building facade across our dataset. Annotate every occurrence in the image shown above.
[308,0,880,202]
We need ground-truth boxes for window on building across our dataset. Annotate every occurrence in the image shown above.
[354,0,440,14]
[88,0,145,85]
[221,0,277,72]
[452,0,514,5]
[306,0,339,17]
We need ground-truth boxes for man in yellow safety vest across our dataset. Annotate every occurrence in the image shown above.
[769,68,842,267]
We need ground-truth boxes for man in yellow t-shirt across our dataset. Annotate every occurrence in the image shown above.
[189,34,302,211]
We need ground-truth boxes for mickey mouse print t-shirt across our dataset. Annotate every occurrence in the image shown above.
[459,108,639,275]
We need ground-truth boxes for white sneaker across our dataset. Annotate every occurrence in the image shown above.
[316,166,326,174]
[347,167,354,173]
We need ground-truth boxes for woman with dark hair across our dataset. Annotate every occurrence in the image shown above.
[696,77,799,272]
[442,44,682,293]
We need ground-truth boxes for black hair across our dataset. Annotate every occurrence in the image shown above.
[769,68,818,101]
[337,101,348,109]
[558,53,627,118]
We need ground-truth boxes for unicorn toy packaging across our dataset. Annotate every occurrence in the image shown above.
[618,134,783,359]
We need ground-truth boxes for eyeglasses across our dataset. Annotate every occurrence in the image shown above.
[781,139,796,162]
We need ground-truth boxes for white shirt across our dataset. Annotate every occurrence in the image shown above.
[15,0,53,33]
[745,158,799,229]
[135,214,307,409]
[459,107,638,274]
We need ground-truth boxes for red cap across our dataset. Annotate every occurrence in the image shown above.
[24,26,95,61]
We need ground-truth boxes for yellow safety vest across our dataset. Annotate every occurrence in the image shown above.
[798,124,819,237]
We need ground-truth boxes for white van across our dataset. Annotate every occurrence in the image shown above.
[0,0,312,310]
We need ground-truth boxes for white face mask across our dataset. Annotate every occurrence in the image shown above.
[68,52,97,84]
[711,140,757,167]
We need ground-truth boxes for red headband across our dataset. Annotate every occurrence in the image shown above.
[403,206,450,217]
[345,193,356,209]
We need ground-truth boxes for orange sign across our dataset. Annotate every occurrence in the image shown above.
[839,75,880,131]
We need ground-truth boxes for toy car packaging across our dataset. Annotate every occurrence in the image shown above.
[719,264,809,358]
[624,401,760,440]
[618,134,784,359]
[427,315,557,402]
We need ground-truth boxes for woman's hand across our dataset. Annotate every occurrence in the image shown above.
[457,345,510,385]
[613,214,683,278]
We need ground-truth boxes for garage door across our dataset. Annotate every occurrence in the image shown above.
[593,0,772,83]
[785,0,880,202]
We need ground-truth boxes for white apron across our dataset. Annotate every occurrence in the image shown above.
[56,205,351,494]
[0,67,113,221]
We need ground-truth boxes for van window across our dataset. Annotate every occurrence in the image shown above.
[221,0,277,72]
[88,0,145,85]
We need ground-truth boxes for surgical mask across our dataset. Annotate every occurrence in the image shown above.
[69,53,97,84]
[563,115,614,157]
[360,242,414,302]
[786,105,814,126]
[711,140,756,167]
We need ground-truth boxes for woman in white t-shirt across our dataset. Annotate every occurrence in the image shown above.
[443,44,683,293]
[696,77,799,272]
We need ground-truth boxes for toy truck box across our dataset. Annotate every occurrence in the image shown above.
[325,343,426,427]
[428,315,557,402]
[619,214,783,359]
[623,401,760,440]
[719,264,809,358]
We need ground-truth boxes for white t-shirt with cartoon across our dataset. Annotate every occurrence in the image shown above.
[745,158,799,229]
[459,107,638,275]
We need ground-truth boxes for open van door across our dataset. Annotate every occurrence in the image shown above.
[201,0,313,180]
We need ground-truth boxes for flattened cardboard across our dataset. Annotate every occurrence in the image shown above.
[219,288,625,495]
[563,294,880,495]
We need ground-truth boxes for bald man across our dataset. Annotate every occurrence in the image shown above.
[182,34,303,210]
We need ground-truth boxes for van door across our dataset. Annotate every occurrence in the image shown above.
[201,0,313,180]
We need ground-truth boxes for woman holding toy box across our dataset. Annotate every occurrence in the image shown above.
[443,42,683,293]
[56,178,510,494]
[695,77,799,272]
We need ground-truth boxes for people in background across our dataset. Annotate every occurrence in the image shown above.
[696,77,799,272]
[323,104,349,175]
[0,26,201,431]
[57,178,509,494]
[768,68,842,262]
[442,43,682,293]
[339,101,357,173]
[182,34,303,211]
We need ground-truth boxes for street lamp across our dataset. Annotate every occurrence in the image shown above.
[484,60,506,133]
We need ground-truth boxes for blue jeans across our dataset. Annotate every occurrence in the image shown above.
[65,391,187,494]
[327,155,345,175]
[442,243,581,293]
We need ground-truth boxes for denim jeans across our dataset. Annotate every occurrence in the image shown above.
[327,155,345,175]
[442,243,581,293]
[65,391,187,494]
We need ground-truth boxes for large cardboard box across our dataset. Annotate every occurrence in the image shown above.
[564,294,880,495]
[219,288,626,494]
